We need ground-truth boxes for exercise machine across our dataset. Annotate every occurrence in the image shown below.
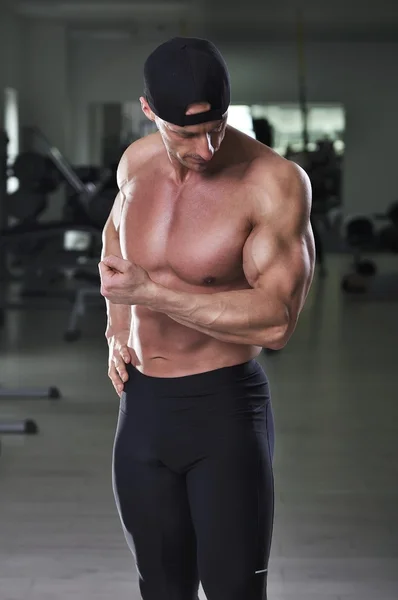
[31,127,108,340]
[340,205,398,295]
[0,129,60,426]
[1,127,113,341]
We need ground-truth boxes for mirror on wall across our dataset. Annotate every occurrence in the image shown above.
[249,104,345,156]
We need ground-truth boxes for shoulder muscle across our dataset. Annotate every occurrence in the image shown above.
[243,158,314,290]
[116,133,161,191]
[249,157,312,233]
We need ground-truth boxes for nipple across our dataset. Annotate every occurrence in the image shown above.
[203,277,216,285]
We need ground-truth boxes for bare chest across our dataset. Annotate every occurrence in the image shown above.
[119,177,251,287]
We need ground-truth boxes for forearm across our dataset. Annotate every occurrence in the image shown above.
[105,300,131,340]
[101,205,131,340]
[146,285,289,347]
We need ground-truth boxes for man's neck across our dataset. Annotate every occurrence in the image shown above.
[168,155,194,185]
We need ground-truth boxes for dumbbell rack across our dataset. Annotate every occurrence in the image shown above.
[0,129,61,437]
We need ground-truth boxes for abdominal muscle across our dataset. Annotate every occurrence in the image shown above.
[128,306,260,378]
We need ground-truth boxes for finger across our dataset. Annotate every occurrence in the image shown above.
[102,255,129,274]
[115,360,129,383]
[119,345,131,364]
[99,264,116,290]
[108,364,125,394]
[113,354,130,382]
[98,261,108,278]
[113,353,128,368]
[113,382,123,398]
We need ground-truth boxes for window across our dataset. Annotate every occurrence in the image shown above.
[227,105,256,138]
[4,87,19,193]
[251,104,345,156]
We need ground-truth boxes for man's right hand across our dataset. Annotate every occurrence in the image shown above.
[108,330,134,396]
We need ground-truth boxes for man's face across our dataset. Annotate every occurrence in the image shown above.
[158,117,227,171]
[140,98,228,171]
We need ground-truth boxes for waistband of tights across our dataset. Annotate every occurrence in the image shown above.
[127,359,264,395]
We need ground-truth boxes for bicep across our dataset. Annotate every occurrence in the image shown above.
[243,217,315,315]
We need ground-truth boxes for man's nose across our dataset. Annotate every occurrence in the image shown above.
[197,133,215,161]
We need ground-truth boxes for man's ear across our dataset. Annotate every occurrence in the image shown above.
[140,96,156,122]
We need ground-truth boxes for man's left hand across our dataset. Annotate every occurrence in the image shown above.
[99,255,156,305]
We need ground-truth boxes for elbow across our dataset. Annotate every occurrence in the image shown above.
[262,325,289,350]
[260,311,294,350]
[267,337,288,351]
[256,323,287,350]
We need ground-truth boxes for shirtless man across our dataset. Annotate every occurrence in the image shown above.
[99,37,315,600]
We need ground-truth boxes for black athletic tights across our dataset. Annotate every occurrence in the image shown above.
[112,359,275,600]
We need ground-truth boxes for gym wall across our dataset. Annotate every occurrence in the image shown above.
[22,21,70,159]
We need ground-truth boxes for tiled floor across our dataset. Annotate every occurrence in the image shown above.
[0,255,397,600]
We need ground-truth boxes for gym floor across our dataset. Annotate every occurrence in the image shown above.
[0,255,397,600]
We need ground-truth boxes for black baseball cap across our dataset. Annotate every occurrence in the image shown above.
[143,37,231,127]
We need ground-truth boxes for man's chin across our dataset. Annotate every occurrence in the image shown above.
[184,159,209,171]
[192,162,208,171]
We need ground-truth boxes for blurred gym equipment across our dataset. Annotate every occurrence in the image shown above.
[0,418,39,435]
[0,130,51,434]
[340,216,377,294]
[340,209,398,298]
[376,201,398,253]
[1,127,114,341]
[252,118,274,147]
[8,127,114,229]
[344,216,377,276]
